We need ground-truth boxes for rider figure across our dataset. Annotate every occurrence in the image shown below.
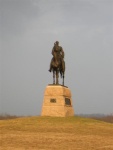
[48,41,65,72]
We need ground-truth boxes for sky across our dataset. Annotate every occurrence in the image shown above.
[0,0,113,116]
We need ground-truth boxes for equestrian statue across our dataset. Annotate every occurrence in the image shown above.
[48,41,65,85]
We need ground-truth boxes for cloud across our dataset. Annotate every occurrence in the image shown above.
[0,0,40,38]
[1,0,113,39]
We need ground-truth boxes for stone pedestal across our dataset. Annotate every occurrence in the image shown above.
[41,85,74,117]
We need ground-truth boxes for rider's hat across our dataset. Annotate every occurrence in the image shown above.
[56,41,59,44]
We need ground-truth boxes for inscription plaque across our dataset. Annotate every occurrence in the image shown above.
[65,98,71,105]
[50,99,56,103]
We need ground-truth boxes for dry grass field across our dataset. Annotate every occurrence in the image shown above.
[0,116,113,150]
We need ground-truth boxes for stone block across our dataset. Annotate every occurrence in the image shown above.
[41,85,74,117]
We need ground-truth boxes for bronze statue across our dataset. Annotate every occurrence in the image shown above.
[48,41,65,85]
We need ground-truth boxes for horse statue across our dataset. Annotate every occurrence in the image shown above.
[51,53,65,85]
[49,41,65,85]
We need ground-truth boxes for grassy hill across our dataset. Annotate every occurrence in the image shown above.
[0,116,113,150]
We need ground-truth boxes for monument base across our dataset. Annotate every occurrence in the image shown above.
[41,85,74,117]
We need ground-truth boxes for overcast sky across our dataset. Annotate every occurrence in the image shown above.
[0,0,113,116]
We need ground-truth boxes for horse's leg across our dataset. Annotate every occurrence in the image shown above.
[53,70,55,84]
[62,61,65,86]
[56,70,59,85]
[62,72,64,86]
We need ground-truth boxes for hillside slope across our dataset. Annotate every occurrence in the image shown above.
[0,116,113,150]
